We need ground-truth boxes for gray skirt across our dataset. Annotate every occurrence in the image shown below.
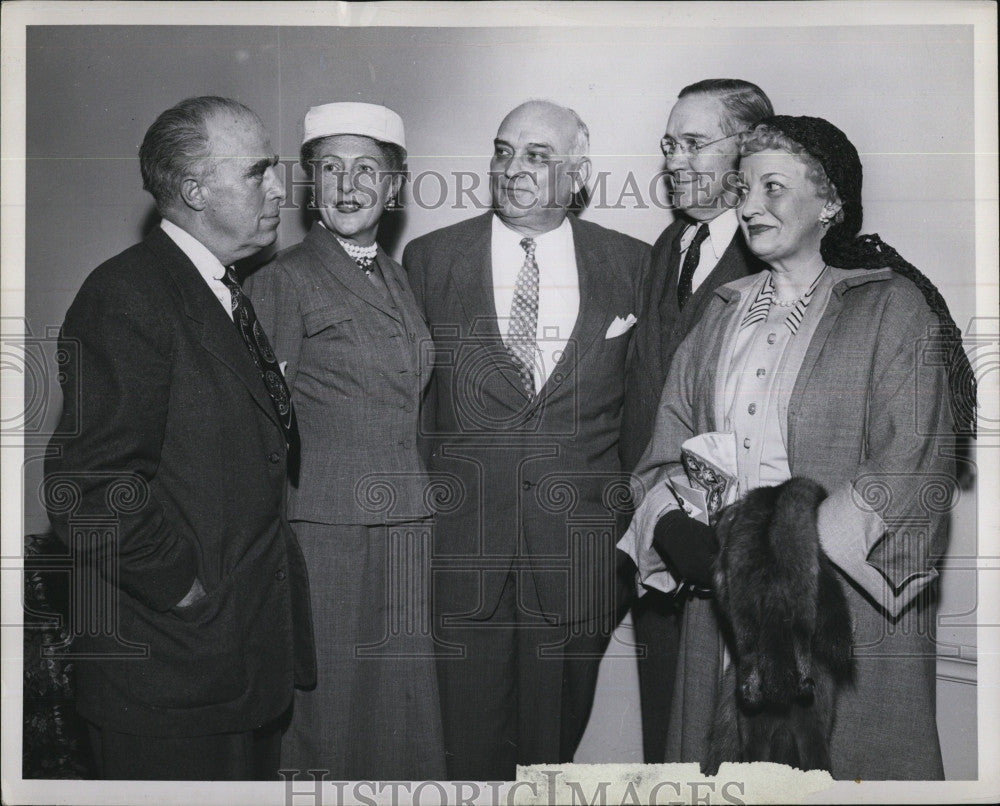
[281,520,446,780]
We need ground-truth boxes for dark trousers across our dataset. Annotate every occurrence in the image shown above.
[435,568,613,780]
[632,590,683,762]
[86,720,283,780]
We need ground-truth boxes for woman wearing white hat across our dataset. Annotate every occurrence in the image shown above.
[246,102,445,778]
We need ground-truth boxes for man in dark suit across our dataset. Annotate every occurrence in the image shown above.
[619,79,773,762]
[43,96,315,780]
[404,99,650,779]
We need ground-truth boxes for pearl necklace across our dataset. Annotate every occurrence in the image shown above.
[335,236,377,263]
[772,265,828,306]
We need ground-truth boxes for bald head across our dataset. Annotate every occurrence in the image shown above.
[490,99,592,236]
[500,100,590,158]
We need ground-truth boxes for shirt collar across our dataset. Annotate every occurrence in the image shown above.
[680,207,740,261]
[160,218,228,283]
[739,265,829,335]
[492,214,572,250]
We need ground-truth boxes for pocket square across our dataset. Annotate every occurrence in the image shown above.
[605,314,637,339]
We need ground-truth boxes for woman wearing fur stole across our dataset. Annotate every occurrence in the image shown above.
[623,115,976,779]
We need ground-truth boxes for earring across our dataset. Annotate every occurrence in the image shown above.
[819,210,833,226]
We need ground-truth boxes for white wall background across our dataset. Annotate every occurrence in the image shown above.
[20,21,982,777]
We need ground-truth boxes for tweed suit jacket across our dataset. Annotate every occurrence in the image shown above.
[620,217,765,473]
[246,223,432,525]
[403,212,650,624]
[633,267,953,778]
[44,226,316,737]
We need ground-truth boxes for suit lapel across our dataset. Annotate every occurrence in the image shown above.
[702,229,759,295]
[680,227,760,332]
[145,227,279,427]
[534,215,619,405]
[303,224,401,323]
[448,213,499,334]
[659,220,687,299]
[566,217,619,357]
[449,214,527,398]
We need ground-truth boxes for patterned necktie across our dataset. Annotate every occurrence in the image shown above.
[221,267,300,450]
[507,237,540,396]
[676,223,711,310]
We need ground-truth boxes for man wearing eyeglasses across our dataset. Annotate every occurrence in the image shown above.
[619,78,773,763]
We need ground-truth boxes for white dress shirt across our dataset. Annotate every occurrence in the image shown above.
[491,215,579,393]
[160,219,233,320]
[678,207,740,295]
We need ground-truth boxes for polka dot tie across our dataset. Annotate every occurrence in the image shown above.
[221,267,300,452]
[507,237,540,396]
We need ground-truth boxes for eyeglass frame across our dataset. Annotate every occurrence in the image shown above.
[659,128,749,158]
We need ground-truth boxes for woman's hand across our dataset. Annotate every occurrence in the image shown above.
[652,509,719,588]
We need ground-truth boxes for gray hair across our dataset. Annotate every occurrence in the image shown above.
[139,96,259,211]
[564,105,590,157]
[678,79,774,135]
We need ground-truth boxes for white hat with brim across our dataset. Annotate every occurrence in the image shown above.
[302,102,406,150]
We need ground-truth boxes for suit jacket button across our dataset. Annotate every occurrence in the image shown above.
[274,568,286,581]
[268,452,280,464]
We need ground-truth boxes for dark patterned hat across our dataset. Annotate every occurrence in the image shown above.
[749,115,977,442]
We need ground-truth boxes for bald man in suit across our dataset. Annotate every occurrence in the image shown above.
[405,99,649,779]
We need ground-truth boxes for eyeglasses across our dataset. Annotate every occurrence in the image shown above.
[660,129,748,158]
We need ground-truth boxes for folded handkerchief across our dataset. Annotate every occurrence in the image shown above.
[616,473,683,597]
[679,432,739,523]
[617,431,740,596]
[605,313,637,339]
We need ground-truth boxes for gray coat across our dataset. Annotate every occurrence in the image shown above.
[620,218,765,472]
[247,223,432,525]
[633,266,955,779]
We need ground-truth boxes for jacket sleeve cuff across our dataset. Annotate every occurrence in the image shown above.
[119,539,200,613]
[817,485,937,618]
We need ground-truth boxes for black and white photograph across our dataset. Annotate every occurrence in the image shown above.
[1,2,997,804]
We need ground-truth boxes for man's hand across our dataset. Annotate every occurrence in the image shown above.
[174,577,206,609]
[652,509,719,588]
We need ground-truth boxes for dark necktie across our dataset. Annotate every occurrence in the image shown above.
[507,237,540,396]
[221,267,300,451]
[676,224,711,310]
